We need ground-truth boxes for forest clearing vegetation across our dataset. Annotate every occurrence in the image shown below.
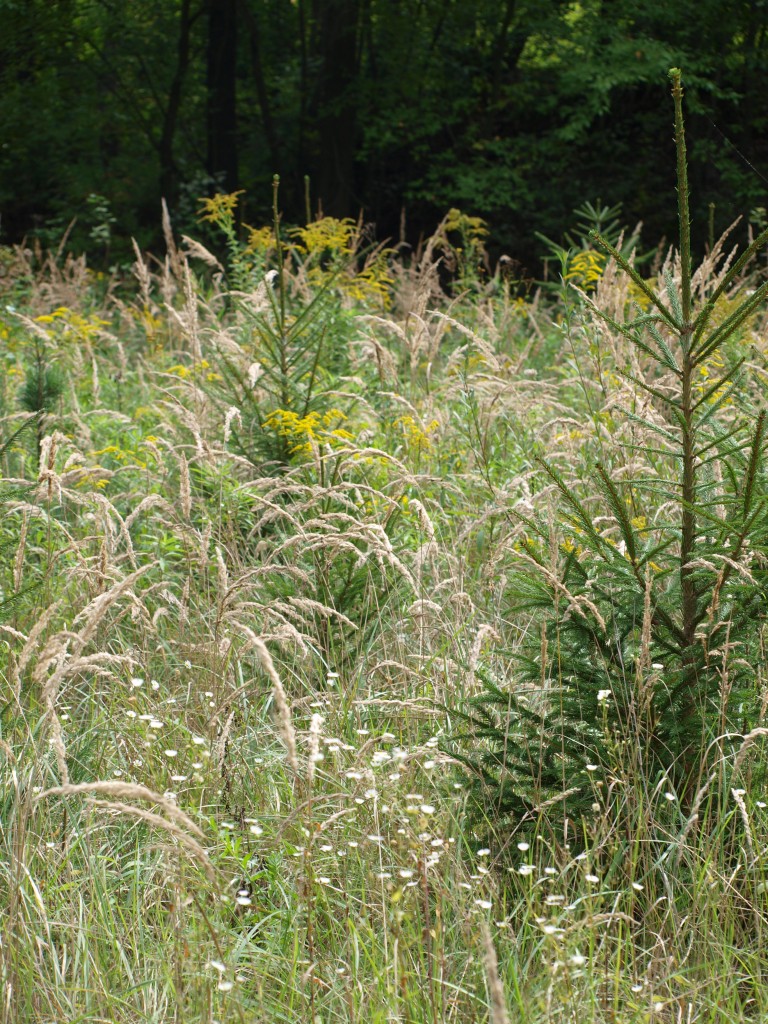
[2,73,768,1023]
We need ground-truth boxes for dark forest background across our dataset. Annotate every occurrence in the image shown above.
[2,0,767,268]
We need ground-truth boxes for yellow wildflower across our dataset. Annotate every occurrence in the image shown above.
[198,190,244,227]
[245,225,276,253]
[291,217,357,255]
[564,249,605,289]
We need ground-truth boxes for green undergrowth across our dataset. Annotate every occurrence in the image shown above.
[1,74,768,1024]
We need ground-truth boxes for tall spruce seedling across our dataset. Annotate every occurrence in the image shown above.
[454,69,768,830]
[207,177,345,468]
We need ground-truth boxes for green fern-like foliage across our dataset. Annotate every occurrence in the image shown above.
[453,69,768,833]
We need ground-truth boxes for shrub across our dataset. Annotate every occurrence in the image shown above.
[453,69,768,836]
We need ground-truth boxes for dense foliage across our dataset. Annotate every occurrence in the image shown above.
[2,68,768,1024]
[2,0,768,264]
[454,74,768,836]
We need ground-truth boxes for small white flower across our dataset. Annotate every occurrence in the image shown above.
[474,899,493,910]
[597,689,611,702]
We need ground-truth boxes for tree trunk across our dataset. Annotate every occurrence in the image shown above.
[314,0,361,217]
[160,0,195,203]
[238,0,280,173]
[206,0,238,191]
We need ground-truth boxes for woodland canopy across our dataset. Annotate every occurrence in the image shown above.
[1,0,767,262]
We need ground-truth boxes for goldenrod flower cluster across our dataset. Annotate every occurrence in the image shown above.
[263,407,354,456]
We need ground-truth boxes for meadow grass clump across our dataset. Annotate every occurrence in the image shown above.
[1,69,768,1023]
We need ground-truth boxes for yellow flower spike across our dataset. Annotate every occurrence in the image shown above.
[291,217,357,255]
[244,225,276,253]
[564,249,606,290]
[197,190,245,226]
[444,208,489,242]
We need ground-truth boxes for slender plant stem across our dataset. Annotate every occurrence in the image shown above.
[670,69,692,325]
